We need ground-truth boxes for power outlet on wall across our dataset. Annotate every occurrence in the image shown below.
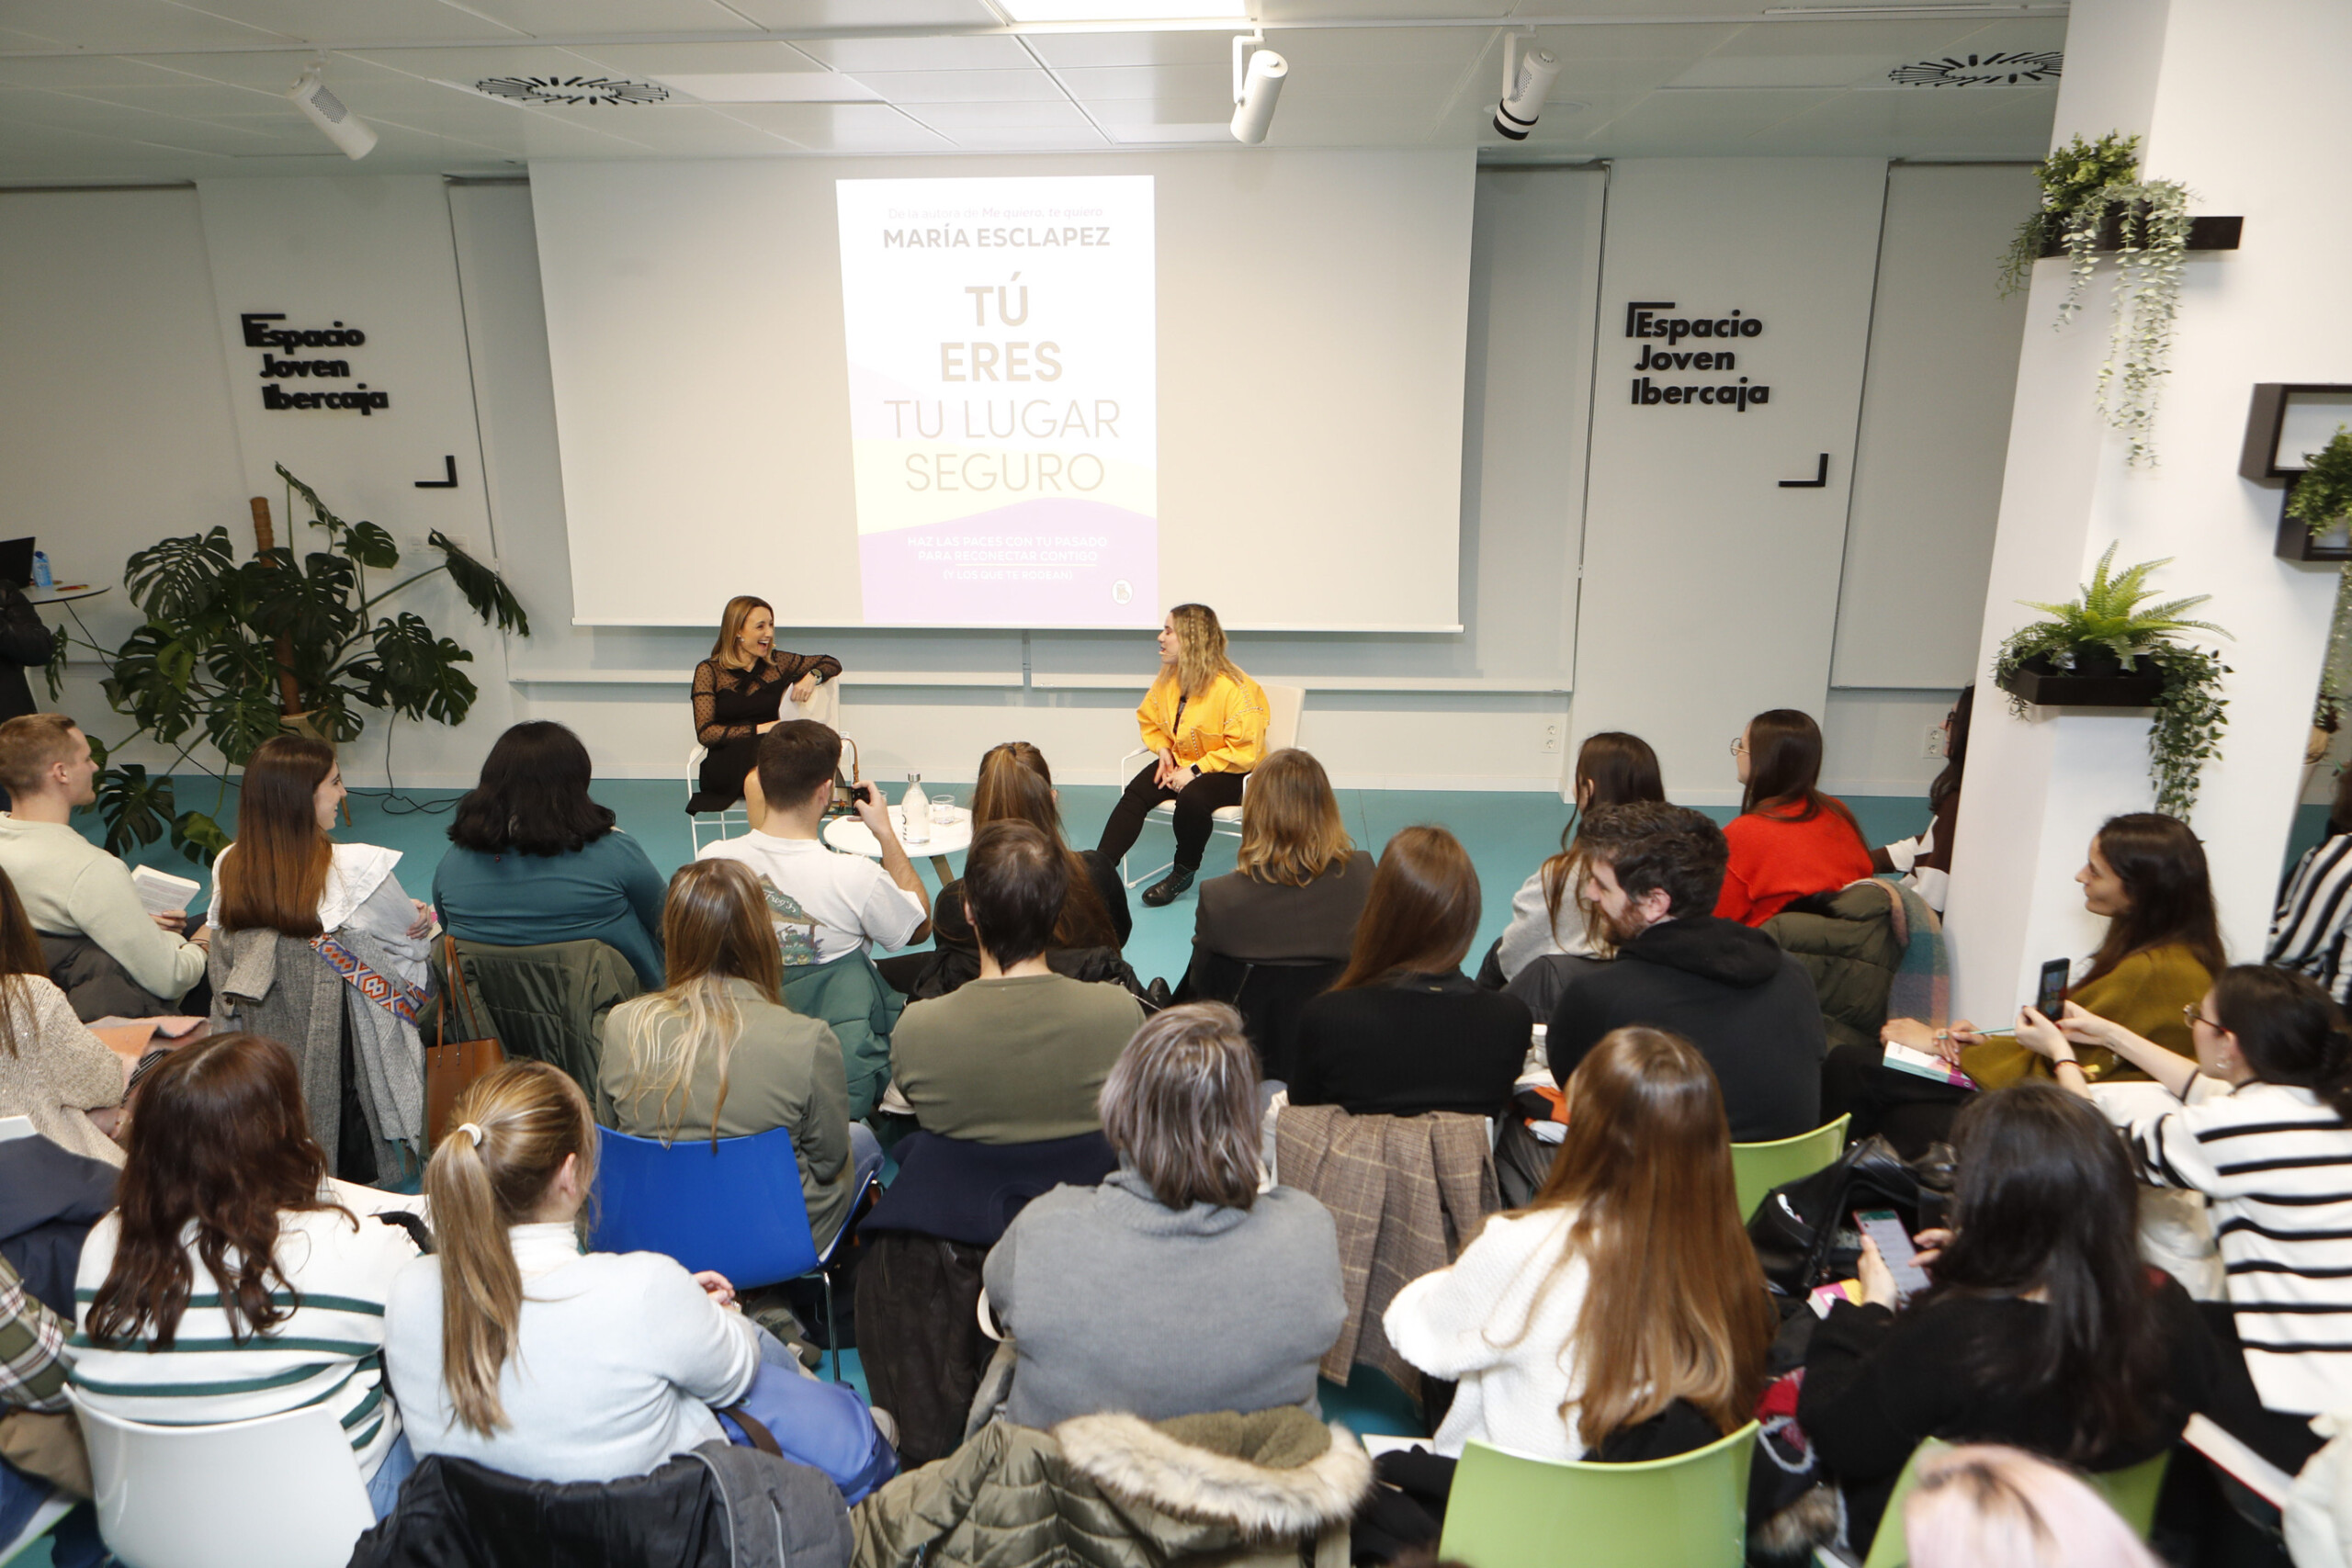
[1541,723,1561,755]
[1923,724,1947,760]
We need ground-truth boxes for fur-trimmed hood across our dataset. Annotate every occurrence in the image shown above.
[1056,1411,1372,1538]
[851,1405,1372,1568]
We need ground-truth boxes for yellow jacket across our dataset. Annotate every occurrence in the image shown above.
[1138,668,1269,775]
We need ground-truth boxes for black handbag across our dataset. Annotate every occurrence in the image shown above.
[1747,1134,1956,1297]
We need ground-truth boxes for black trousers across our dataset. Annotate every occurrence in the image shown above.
[1095,762,1247,871]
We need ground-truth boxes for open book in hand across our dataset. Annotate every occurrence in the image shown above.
[1882,1041,1977,1090]
[129,863,200,918]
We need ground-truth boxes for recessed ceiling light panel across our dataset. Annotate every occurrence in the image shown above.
[473,75,670,107]
[1887,50,2062,85]
[996,1,1249,20]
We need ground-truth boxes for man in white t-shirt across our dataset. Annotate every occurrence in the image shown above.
[697,720,929,966]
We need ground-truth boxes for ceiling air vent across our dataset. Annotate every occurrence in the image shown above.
[1887,51,2062,86]
[472,75,670,106]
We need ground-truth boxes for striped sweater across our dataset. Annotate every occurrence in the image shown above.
[69,1198,418,1477]
[2129,1076,2352,1415]
[2269,834,2352,1005]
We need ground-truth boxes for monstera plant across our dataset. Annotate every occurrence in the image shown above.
[45,465,528,863]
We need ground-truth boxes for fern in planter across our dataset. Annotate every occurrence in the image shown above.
[1993,544,2232,818]
[44,465,528,863]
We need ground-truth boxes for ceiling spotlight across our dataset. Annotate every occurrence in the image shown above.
[289,63,378,160]
[1493,33,1562,141]
[1229,31,1287,146]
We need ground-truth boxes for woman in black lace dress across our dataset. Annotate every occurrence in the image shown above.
[686,595,842,814]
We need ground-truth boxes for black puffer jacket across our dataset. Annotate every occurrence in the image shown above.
[348,1443,851,1568]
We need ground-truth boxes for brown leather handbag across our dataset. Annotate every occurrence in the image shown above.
[427,933,504,1145]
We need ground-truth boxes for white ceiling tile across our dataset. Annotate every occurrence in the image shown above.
[339,45,619,83]
[1083,95,1236,127]
[1023,30,1235,69]
[722,0,1000,26]
[427,0,762,38]
[1101,119,1230,144]
[938,124,1111,150]
[844,68,1069,103]
[55,80,292,114]
[155,0,525,44]
[1262,0,1494,17]
[0,55,191,90]
[793,34,1036,73]
[558,41,827,74]
[716,100,953,151]
[0,0,292,50]
[910,96,1091,128]
[655,72,877,102]
[1053,62,1227,101]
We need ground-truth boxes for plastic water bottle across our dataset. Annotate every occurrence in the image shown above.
[29,551,50,590]
[902,772,931,845]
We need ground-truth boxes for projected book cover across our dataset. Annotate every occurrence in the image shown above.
[836,175,1158,626]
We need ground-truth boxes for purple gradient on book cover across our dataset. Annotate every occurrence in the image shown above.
[859,497,1157,626]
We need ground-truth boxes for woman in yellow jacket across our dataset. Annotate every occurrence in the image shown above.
[1096,604,1270,908]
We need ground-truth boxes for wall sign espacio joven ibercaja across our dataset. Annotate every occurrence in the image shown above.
[1624,299,1770,412]
[243,312,391,414]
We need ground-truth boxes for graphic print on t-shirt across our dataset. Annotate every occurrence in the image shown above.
[757,878,827,966]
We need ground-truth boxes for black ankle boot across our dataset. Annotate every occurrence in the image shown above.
[1142,864,1197,908]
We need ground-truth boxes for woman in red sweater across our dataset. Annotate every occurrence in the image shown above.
[1718,709,1871,925]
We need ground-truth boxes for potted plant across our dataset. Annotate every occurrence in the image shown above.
[43,464,528,863]
[1999,131,2142,296]
[2288,425,2352,732]
[1994,543,2232,818]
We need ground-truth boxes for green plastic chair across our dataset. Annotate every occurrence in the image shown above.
[1436,1421,1759,1568]
[1732,1113,1851,1222]
[1858,1438,2171,1567]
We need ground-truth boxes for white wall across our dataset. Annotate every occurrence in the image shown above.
[13,159,2030,798]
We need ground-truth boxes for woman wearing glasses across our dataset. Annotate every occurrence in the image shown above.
[2014,964,2352,1478]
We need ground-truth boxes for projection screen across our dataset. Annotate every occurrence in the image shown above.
[530,150,1474,631]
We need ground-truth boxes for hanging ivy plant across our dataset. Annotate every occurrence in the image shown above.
[2292,427,2352,732]
[1992,544,2232,819]
[2056,179,2192,468]
[1998,131,2141,297]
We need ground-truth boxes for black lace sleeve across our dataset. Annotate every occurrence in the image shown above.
[693,660,756,745]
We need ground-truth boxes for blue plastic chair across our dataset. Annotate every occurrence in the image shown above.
[589,1124,876,1381]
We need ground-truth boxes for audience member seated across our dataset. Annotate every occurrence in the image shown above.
[1716,708,1871,927]
[2017,964,2352,1474]
[1,1254,106,1568]
[1871,688,1970,915]
[892,820,1144,1144]
[1289,826,1528,1117]
[1492,731,1663,987]
[389,1062,774,1482]
[1853,813,2222,1145]
[0,714,207,1020]
[74,1033,423,1518]
[902,741,1126,999]
[1192,747,1373,968]
[686,595,841,815]
[0,867,127,1165]
[698,721,928,967]
[2268,761,2352,1003]
[1366,1029,1770,1551]
[209,735,436,987]
[599,860,879,1251]
[699,721,928,1118]
[1903,1446,2165,1568]
[1547,802,1824,1140]
[1093,603,1271,909]
[1800,1083,2215,1553]
[433,721,667,990]
[981,1004,1344,1427]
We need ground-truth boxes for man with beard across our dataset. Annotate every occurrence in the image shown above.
[1546,800,1824,1141]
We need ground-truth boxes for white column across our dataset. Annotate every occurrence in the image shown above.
[1944,0,2352,1020]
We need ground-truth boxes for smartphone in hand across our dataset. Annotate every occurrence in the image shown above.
[1856,1209,1931,1302]
[2034,957,2070,1020]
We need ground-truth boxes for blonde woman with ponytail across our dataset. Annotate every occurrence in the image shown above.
[383,1061,766,1483]
[598,860,881,1248]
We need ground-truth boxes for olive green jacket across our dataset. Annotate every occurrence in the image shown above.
[851,1407,1370,1568]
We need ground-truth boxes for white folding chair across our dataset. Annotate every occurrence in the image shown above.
[1117,682,1305,888]
[68,1388,375,1568]
[687,677,843,853]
